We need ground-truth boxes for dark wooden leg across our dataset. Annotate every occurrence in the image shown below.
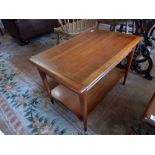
[56,32,60,45]
[0,28,3,35]
[20,39,30,46]
[96,22,100,29]
[120,24,124,32]
[123,48,135,85]
[110,24,116,31]
[110,24,117,32]
[80,92,88,133]
[114,24,117,32]
[110,25,113,31]
[38,68,54,104]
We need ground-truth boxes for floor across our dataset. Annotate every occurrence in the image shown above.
[0,26,155,134]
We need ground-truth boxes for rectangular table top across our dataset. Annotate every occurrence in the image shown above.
[30,29,142,93]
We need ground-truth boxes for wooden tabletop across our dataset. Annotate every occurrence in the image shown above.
[30,29,142,94]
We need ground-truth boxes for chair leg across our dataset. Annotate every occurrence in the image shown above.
[113,24,117,32]
[110,24,117,32]
[125,21,129,34]
[19,39,30,46]
[56,32,60,45]
[0,28,3,35]
[96,22,100,29]
[120,24,124,33]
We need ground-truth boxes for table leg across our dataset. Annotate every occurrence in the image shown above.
[123,48,135,85]
[37,68,54,104]
[80,92,88,132]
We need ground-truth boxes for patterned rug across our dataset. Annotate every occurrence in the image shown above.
[0,130,4,135]
[0,54,93,135]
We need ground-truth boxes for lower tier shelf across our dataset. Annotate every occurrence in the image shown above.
[51,68,124,118]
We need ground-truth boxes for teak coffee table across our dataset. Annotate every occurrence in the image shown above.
[30,29,142,132]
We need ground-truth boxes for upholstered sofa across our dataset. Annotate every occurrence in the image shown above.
[2,19,59,45]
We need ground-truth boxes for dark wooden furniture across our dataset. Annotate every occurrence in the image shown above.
[143,93,155,127]
[30,29,142,132]
[0,28,3,35]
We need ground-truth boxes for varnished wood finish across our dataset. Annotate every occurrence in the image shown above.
[30,29,142,131]
[30,30,142,94]
[51,68,124,118]
[56,32,60,45]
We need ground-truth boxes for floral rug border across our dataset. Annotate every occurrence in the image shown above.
[0,53,94,135]
[0,96,27,134]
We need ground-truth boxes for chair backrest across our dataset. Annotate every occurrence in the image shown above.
[58,19,97,35]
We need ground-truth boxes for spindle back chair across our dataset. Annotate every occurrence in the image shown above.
[54,19,97,44]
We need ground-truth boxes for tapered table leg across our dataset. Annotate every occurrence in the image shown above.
[123,48,135,85]
[37,68,54,104]
[80,92,88,132]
